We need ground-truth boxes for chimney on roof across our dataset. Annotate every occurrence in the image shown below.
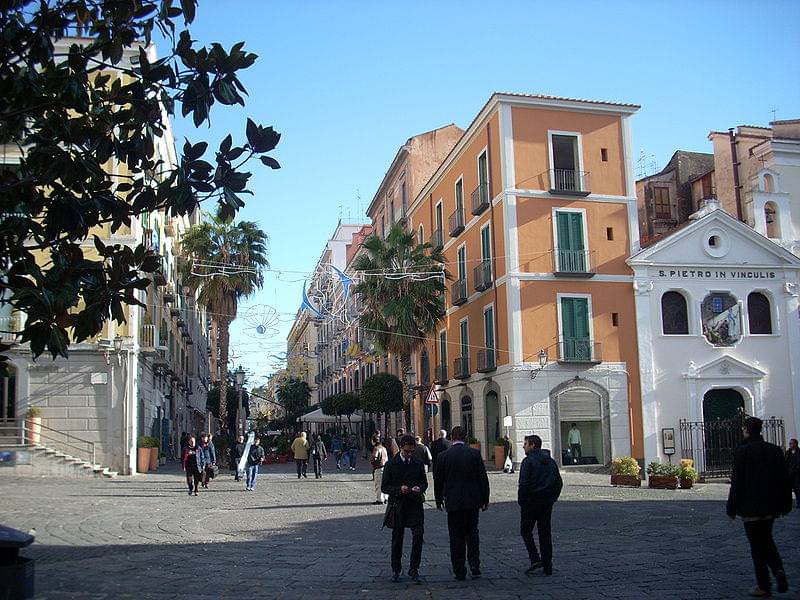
[689,197,722,221]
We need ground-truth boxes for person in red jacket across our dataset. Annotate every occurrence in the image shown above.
[181,436,205,496]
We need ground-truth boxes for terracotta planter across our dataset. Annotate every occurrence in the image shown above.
[469,443,480,451]
[149,447,159,470]
[278,454,289,464]
[648,475,678,490]
[494,446,505,469]
[611,474,641,487]
[679,477,694,489]
[137,448,150,473]
[25,416,41,445]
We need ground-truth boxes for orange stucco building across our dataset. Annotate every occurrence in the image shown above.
[405,93,644,466]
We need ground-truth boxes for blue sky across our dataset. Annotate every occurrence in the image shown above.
[163,0,800,387]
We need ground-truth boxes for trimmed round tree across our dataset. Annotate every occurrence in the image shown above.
[360,373,404,435]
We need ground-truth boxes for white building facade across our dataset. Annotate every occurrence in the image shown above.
[629,207,800,472]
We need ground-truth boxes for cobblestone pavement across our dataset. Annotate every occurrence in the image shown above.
[2,461,799,600]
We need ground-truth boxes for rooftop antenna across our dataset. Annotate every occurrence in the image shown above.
[770,107,777,123]
[636,150,656,179]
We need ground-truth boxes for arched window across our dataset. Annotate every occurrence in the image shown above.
[418,224,424,244]
[765,201,780,239]
[419,350,430,385]
[747,292,772,334]
[661,291,689,334]
[763,173,775,193]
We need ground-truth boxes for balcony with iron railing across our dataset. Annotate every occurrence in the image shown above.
[451,278,468,306]
[476,348,496,373]
[557,338,602,363]
[474,260,492,291]
[471,182,490,215]
[434,364,449,385]
[431,228,444,251]
[0,313,22,344]
[553,248,595,278]
[548,169,591,196]
[448,208,465,237]
[454,356,471,380]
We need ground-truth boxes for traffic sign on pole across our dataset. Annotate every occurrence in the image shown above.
[425,387,439,405]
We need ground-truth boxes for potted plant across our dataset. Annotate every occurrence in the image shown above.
[468,436,480,451]
[646,460,680,489]
[610,456,641,487]
[159,451,167,466]
[25,406,42,445]
[147,437,160,470]
[678,459,698,489]
[276,437,290,463]
[136,436,155,473]
[494,438,507,469]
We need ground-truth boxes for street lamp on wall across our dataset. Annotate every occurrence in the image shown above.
[235,365,245,388]
[530,349,548,381]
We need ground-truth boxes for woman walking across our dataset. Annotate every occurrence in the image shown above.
[310,433,328,479]
[371,439,388,504]
[198,433,217,489]
[245,437,265,491]
[291,431,310,479]
[182,436,205,496]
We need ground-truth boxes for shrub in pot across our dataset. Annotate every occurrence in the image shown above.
[678,462,698,489]
[494,438,507,469]
[25,406,42,445]
[137,436,159,473]
[468,436,480,450]
[646,460,680,489]
[610,456,641,487]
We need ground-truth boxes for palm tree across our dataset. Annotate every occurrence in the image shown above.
[352,223,448,430]
[180,215,268,433]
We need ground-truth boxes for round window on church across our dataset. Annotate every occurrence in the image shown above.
[701,292,740,346]
[703,228,729,258]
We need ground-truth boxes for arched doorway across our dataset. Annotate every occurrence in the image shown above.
[549,379,611,466]
[702,388,744,422]
[485,391,500,448]
[461,395,473,439]
[441,397,451,433]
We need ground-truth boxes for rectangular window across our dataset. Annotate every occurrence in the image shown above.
[484,307,494,349]
[551,134,580,191]
[560,297,591,360]
[654,187,671,219]
[601,148,608,162]
[455,178,463,214]
[401,181,407,211]
[457,245,466,281]
[435,202,443,232]
[460,319,469,358]
[606,227,614,241]
[612,312,619,326]
[555,211,587,272]
[439,331,447,365]
[478,151,488,185]
[480,225,491,261]
[389,200,394,224]
[702,176,713,199]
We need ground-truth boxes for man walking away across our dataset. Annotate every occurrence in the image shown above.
[291,432,310,479]
[727,417,792,597]
[413,436,433,473]
[332,433,344,470]
[434,426,490,580]
[382,435,427,584]
[245,437,265,491]
[371,438,389,504]
[310,432,327,479]
[430,429,451,470]
[518,434,562,577]
[786,438,800,509]
[231,434,245,481]
[347,432,360,471]
[568,423,581,464]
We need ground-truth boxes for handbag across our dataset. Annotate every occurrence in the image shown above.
[207,464,219,479]
[382,496,402,529]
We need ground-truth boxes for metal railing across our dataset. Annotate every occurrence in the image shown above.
[0,418,96,465]
[0,314,22,344]
[434,365,449,384]
[549,169,590,194]
[141,323,156,349]
[680,415,785,479]
[558,338,601,363]
[474,260,492,291]
[454,356,471,380]
[554,248,593,275]
[448,208,465,237]
[471,182,490,215]
[477,348,496,372]
[431,228,444,251]
[451,278,468,305]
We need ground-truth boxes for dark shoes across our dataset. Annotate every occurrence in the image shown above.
[454,571,466,581]
[776,571,789,594]
[390,572,401,583]
[408,569,421,584]
[748,587,771,597]
[471,568,481,579]
[525,560,543,575]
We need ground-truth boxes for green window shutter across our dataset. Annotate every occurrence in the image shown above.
[556,212,586,272]
[460,320,469,357]
[457,246,466,280]
[561,297,590,360]
[480,227,491,261]
[484,308,494,349]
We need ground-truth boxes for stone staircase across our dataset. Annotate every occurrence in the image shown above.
[0,442,118,479]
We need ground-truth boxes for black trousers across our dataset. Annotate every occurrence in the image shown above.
[791,473,800,507]
[744,518,785,591]
[520,503,553,569]
[570,443,582,462]
[295,459,307,478]
[185,468,201,492]
[447,508,480,575]
[312,455,323,478]
[391,525,424,574]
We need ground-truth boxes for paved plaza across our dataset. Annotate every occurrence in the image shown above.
[2,462,799,600]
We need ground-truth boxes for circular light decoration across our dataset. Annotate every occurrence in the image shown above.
[242,304,281,338]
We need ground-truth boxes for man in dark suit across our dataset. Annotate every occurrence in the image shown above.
[381,434,428,583]
[727,417,792,597]
[430,429,451,470]
[434,426,490,580]
[518,434,562,577]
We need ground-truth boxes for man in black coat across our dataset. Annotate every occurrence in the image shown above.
[433,426,489,580]
[430,429,451,470]
[518,434,562,577]
[231,434,245,481]
[726,417,792,597]
[381,434,428,583]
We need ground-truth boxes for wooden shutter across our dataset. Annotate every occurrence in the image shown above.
[559,389,601,420]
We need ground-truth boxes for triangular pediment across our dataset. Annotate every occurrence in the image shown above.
[628,210,800,267]
[689,355,766,379]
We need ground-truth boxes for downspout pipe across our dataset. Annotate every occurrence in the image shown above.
[729,128,743,221]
